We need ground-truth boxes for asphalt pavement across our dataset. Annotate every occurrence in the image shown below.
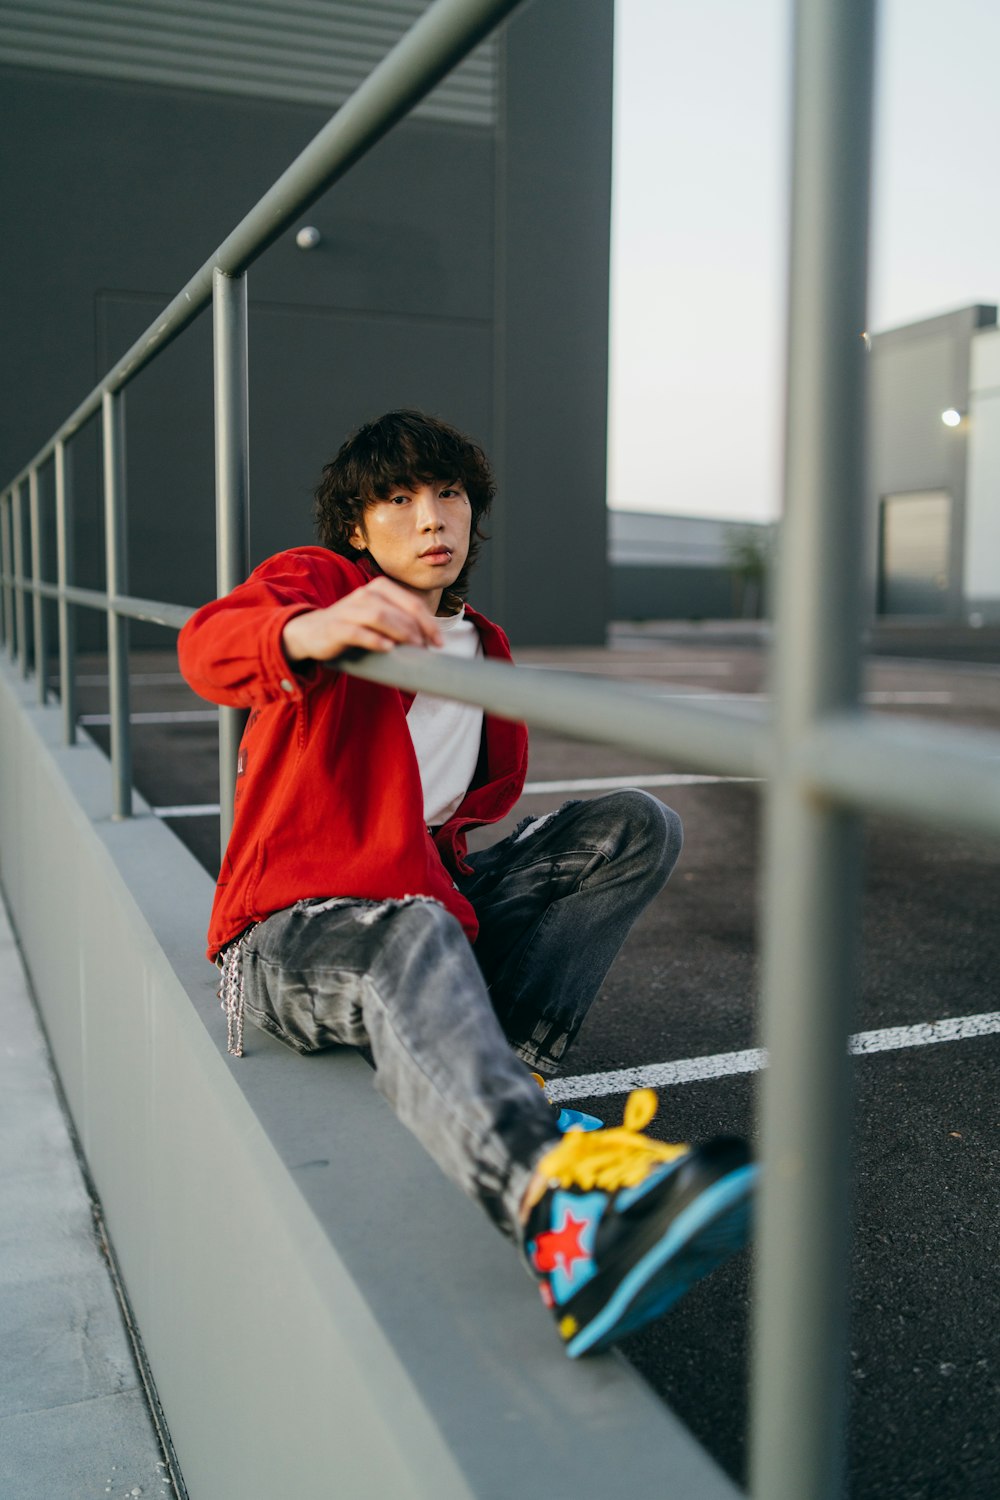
[72,623,1000,1499]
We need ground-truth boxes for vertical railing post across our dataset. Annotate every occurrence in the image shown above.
[1,492,14,656]
[103,389,132,818]
[749,3,876,1499]
[28,467,48,704]
[12,480,29,679]
[213,267,251,861]
[55,439,77,745]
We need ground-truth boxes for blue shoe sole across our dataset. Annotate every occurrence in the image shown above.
[564,1163,758,1358]
[557,1107,603,1133]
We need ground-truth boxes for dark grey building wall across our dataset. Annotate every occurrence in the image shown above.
[611,565,761,622]
[0,0,613,649]
[1,65,495,642]
[491,0,613,643]
[867,305,997,619]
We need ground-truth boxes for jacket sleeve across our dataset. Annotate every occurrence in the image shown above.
[177,549,357,708]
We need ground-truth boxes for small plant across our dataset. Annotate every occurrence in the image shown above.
[726,526,771,619]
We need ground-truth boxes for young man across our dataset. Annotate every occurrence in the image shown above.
[178,410,755,1358]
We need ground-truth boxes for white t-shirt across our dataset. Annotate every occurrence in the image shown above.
[405,606,484,827]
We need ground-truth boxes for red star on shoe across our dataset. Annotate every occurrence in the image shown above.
[531,1212,589,1275]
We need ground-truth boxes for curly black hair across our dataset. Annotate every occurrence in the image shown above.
[314,410,494,612]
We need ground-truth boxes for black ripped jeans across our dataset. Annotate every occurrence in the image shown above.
[239,791,683,1235]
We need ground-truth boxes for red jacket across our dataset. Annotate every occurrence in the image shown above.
[177,547,528,958]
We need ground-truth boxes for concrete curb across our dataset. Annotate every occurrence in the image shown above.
[0,657,739,1499]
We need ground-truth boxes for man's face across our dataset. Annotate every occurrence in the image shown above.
[349,479,472,614]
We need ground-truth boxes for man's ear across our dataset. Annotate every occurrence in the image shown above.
[348,526,366,551]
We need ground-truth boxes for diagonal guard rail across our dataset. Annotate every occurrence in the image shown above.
[1,2,999,1497]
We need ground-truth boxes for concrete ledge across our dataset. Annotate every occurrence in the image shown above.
[0,657,739,1499]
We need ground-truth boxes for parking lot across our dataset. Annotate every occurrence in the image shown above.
[76,622,1000,1499]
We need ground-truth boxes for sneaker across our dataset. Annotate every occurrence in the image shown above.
[531,1071,603,1133]
[522,1089,756,1358]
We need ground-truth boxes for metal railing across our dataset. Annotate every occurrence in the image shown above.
[1,2,998,1497]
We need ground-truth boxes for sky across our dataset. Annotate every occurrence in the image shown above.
[608,0,1000,521]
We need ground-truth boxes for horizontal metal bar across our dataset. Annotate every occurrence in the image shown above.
[5,0,524,489]
[97,591,191,632]
[797,711,1000,839]
[7,583,1000,819]
[338,646,771,777]
[21,578,193,632]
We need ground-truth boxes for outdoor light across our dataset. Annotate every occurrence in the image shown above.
[295,225,322,250]
[941,408,963,427]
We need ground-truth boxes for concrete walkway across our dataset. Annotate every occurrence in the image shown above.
[0,893,175,1500]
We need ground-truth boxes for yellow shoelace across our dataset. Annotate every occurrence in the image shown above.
[533,1089,689,1194]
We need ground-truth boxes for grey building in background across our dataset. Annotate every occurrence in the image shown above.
[0,0,613,646]
[609,511,772,621]
[868,303,1000,624]
[609,303,1000,629]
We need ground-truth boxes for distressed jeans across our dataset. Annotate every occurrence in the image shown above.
[239,790,683,1235]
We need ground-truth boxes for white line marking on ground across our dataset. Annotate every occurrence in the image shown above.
[520,661,735,676]
[650,690,953,705]
[152,773,761,817]
[79,710,216,726]
[865,690,953,705]
[522,773,760,794]
[155,803,221,818]
[847,1013,1000,1053]
[546,1011,1000,1102]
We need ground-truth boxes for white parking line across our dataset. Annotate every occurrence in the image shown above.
[522,773,759,794]
[520,661,736,676]
[152,773,760,818]
[865,690,953,705]
[155,803,221,818]
[650,690,953,705]
[546,1010,1000,1102]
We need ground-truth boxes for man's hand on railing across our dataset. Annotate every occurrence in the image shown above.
[281,574,444,664]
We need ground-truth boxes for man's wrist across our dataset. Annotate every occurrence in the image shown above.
[281,612,314,665]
